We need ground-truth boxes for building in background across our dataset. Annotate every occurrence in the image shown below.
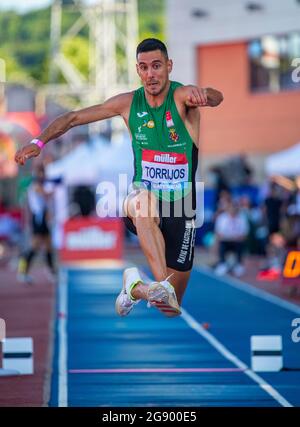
[167,0,300,181]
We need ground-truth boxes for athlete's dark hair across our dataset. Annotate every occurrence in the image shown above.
[136,38,169,60]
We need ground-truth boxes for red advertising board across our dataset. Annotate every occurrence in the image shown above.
[60,217,123,261]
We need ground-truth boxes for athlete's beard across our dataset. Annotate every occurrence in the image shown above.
[145,77,169,97]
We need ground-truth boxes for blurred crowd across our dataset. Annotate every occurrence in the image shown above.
[207,155,300,278]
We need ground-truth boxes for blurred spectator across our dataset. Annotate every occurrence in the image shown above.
[252,207,269,255]
[238,195,269,255]
[214,201,249,276]
[208,165,229,209]
[263,182,283,235]
[222,154,253,187]
[72,185,95,217]
[239,153,253,185]
[0,213,21,246]
[256,232,286,280]
[281,209,300,248]
[238,195,256,253]
[269,233,287,266]
[256,181,299,280]
[17,165,56,284]
[286,184,300,222]
[215,189,232,217]
[0,197,22,266]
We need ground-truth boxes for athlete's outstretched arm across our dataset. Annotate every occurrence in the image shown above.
[175,85,223,108]
[15,92,132,165]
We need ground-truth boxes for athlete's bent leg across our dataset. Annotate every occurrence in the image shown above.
[124,189,169,300]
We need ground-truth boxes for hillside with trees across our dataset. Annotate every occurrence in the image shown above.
[0,0,165,84]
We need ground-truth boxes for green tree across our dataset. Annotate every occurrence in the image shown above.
[61,36,91,81]
[138,0,165,41]
[0,1,166,83]
[0,48,29,82]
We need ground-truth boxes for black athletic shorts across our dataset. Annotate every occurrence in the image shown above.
[32,213,50,236]
[123,196,197,272]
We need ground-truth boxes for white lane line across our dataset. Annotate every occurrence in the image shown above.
[58,268,68,407]
[196,266,300,315]
[57,267,122,405]
[181,308,293,407]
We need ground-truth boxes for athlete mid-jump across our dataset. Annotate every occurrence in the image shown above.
[15,38,223,318]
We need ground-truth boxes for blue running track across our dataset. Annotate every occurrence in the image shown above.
[49,266,300,407]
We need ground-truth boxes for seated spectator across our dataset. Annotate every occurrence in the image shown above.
[214,189,232,217]
[281,207,300,249]
[214,202,249,277]
[256,231,288,281]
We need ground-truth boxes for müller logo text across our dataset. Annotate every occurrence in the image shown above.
[66,227,117,250]
[154,153,177,164]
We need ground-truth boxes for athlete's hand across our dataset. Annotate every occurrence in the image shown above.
[15,143,41,166]
[185,86,208,108]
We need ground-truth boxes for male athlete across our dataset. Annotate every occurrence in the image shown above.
[15,38,223,318]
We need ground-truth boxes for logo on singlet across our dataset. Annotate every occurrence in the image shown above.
[166,111,179,142]
[168,128,179,142]
[154,153,177,164]
[137,111,148,118]
[142,120,155,129]
[166,111,174,127]
[135,125,148,142]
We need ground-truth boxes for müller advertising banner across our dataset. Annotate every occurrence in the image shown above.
[60,217,123,261]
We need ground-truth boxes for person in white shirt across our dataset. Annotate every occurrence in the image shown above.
[214,201,249,276]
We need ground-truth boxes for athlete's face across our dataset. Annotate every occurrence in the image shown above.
[136,50,173,96]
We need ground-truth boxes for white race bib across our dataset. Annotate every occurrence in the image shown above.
[141,149,189,191]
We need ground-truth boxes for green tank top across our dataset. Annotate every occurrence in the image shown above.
[128,81,198,202]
